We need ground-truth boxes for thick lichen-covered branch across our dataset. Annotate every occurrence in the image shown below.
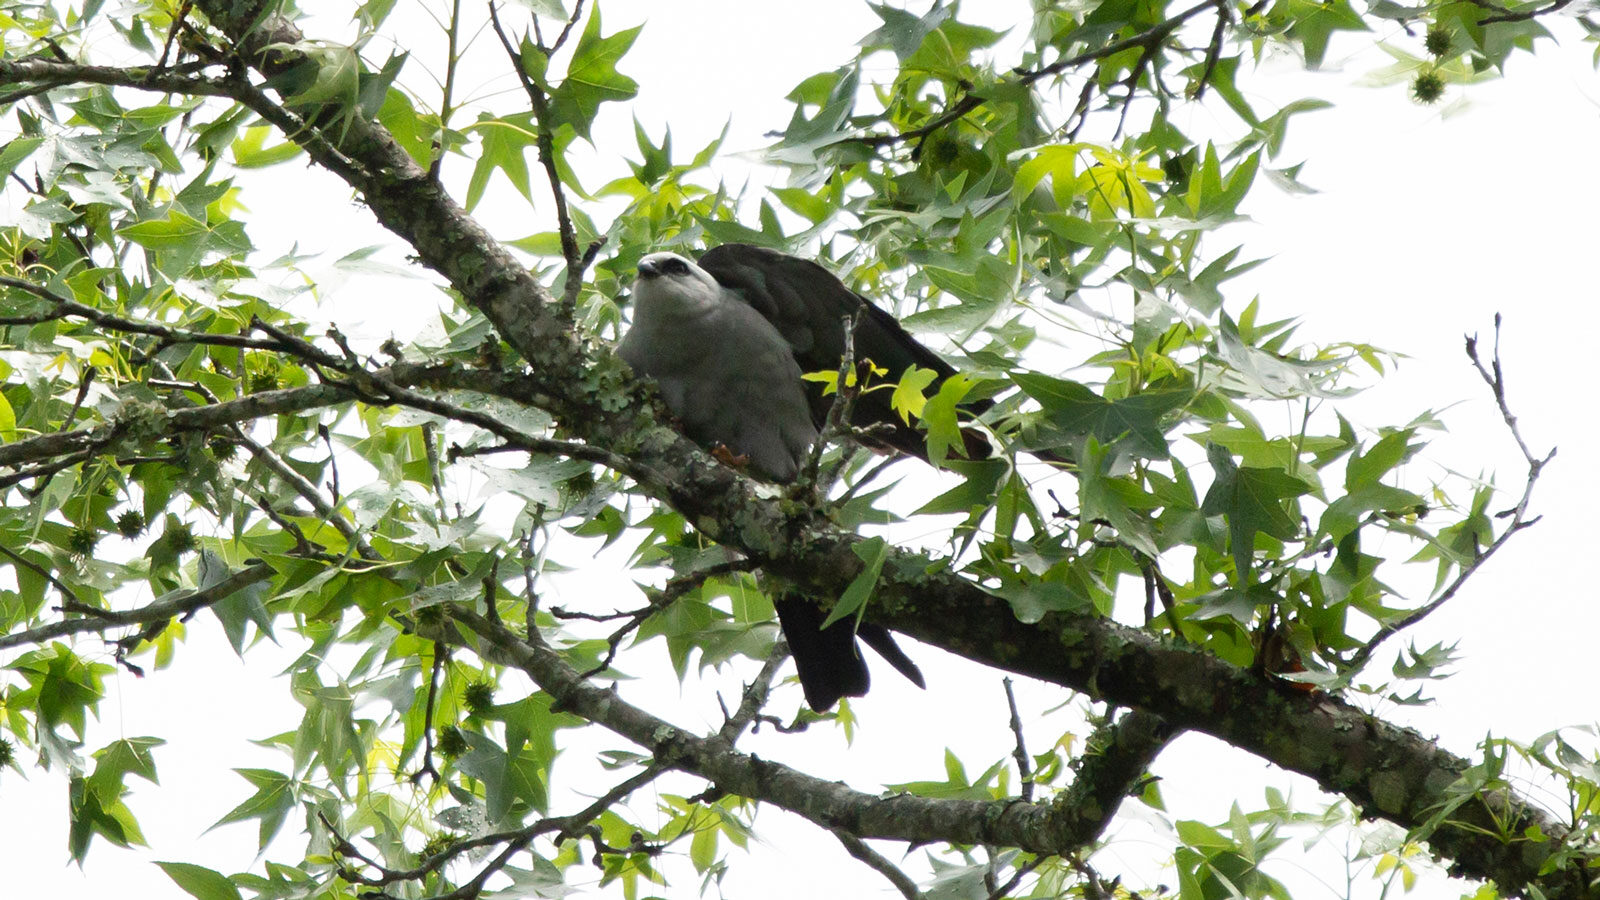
[448,606,1144,856]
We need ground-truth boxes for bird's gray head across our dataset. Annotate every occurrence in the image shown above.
[634,251,723,315]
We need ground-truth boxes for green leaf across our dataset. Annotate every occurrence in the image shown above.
[921,373,979,466]
[1318,484,1426,542]
[983,575,1094,623]
[89,737,163,794]
[465,112,537,211]
[211,769,296,851]
[0,389,16,441]
[889,365,938,422]
[915,459,1007,516]
[1214,313,1352,399]
[771,66,860,164]
[229,125,303,168]
[546,5,642,140]
[117,209,209,250]
[204,551,274,653]
[885,748,1004,800]
[0,135,43,181]
[520,0,568,17]
[1345,429,1420,490]
[1201,443,1313,582]
[1076,438,1160,557]
[1394,641,1459,680]
[860,4,951,61]
[823,537,888,629]
[1287,0,1370,68]
[69,771,147,861]
[772,186,833,225]
[1013,372,1189,459]
[8,643,111,737]
[157,862,244,900]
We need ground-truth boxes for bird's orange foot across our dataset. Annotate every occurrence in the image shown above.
[711,444,750,470]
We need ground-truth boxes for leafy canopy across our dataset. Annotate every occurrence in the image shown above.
[0,1,1588,899]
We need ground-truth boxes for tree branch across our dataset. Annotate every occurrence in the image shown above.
[328,762,666,897]
[449,605,1144,856]
[844,0,1228,150]
[831,829,925,900]
[0,362,634,484]
[0,275,296,355]
[1461,0,1574,24]
[486,1,591,316]
[0,562,274,651]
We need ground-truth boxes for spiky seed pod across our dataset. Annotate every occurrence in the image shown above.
[420,833,459,859]
[116,510,146,538]
[1424,26,1451,57]
[165,522,196,554]
[436,727,468,759]
[463,681,495,715]
[68,526,99,557]
[1411,70,1446,104]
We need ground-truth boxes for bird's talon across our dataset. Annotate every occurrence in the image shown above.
[711,444,750,469]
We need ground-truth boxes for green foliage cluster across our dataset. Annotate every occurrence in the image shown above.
[0,1,1594,899]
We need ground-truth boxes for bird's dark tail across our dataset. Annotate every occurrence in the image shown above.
[772,595,924,710]
[857,623,926,689]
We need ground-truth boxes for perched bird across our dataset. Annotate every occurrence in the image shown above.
[620,243,987,709]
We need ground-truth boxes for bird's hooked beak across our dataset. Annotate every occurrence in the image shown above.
[636,252,697,283]
[632,252,721,314]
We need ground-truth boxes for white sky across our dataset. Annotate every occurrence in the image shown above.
[5,2,1600,898]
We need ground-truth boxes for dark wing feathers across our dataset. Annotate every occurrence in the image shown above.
[697,243,992,461]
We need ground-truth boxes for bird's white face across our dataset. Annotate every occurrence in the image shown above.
[634,252,723,316]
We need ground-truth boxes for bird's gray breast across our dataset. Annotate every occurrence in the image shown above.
[620,297,819,482]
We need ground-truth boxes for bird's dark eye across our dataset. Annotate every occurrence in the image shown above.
[660,257,691,276]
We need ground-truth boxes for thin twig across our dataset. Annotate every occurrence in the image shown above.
[843,0,1227,150]
[487,1,587,316]
[153,0,196,70]
[429,0,465,180]
[1138,554,1185,643]
[1462,0,1574,24]
[799,310,866,491]
[1341,316,1553,675]
[0,544,85,611]
[0,563,274,651]
[422,421,449,520]
[717,641,789,744]
[1003,678,1034,802]
[363,370,652,480]
[329,762,666,896]
[1192,0,1232,100]
[831,829,924,900]
[412,642,446,785]
[985,856,1045,900]
[0,275,306,356]
[61,366,97,432]
[566,559,760,678]
[548,0,586,53]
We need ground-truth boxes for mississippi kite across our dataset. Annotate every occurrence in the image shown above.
[620,243,992,709]
[621,244,991,479]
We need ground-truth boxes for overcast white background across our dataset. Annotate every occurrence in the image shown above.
[4,1,1599,898]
